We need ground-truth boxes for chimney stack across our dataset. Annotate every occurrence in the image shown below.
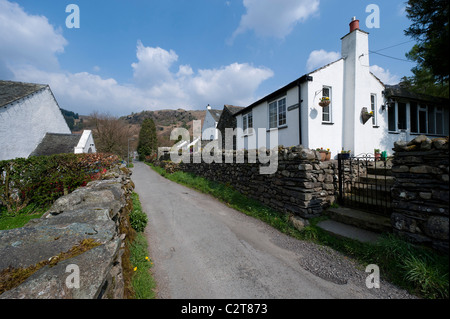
[349,16,359,33]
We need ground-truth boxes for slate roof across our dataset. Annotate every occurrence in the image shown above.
[224,105,245,115]
[384,84,449,106]
[30,133,81,157]
[0,80,47,108]
[208,108,223,122]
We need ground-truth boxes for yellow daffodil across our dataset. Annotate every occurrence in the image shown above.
[133,267,137,271]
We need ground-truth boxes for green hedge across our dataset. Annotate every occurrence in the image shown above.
[0,153,118,216]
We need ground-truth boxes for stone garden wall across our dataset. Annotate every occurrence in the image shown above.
[159,146,338,223]
[391,136,449,253]
[0,165,135,299]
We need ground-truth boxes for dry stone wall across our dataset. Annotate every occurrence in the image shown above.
[0,165,135,299]
[159,146,338,220]
[391,135,449,253]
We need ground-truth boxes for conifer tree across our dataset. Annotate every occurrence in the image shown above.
[138,118,157,161]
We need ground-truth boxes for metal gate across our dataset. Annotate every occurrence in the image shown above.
[337,153,393,216]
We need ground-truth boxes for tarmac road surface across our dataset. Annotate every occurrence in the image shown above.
[131,162,413,299]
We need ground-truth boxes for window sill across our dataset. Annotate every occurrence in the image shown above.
[373,125,379,128]
[266,125,288,132]
[410,132,447,137]
[322,122,334,125]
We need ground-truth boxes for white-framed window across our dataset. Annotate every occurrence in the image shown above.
[322,87,332,123]
[243,111,253,135]
[370,94,377,126]
[388,101,407,132]
[410,103,446,135]
[389,101,448,136]
[269,97,287,129]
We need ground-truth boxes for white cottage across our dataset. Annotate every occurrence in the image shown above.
[202,105,223,141]
[0,80,96,160]
[234,18,449,157]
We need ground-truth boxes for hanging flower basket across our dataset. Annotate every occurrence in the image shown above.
[319,97,330,107]
[361,107,373,124]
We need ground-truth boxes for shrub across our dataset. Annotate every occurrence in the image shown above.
[0,153,119,215]
[129,193,148,232]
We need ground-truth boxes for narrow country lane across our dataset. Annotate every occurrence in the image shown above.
[131,162,412,299]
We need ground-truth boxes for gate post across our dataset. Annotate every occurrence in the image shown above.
[337,153,343,204]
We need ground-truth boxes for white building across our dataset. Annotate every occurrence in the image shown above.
[234,18,449,157]
[30,130,96,157]
[202,105,223,141]
[0,80,96,160]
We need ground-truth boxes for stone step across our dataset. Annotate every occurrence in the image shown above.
[317,219,382,243]
[358,174,395,186]
[349,183,392,196]
[342,193,392,208]
[325,207,392,234]
[367,166,392,176]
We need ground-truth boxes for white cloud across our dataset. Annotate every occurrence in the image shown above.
[231,0,320,40]
[9,41,273,115]
[370,65,400,85]
[306,50,340,72]
[187,62,274,106]
[1,1,274,116]
[0,0,67,71]
[131,41,179,87]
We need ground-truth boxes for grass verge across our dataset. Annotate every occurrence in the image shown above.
[127,191,156,299]
[147,162,449,299]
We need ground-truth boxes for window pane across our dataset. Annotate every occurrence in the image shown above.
[248,112,253,129]
[419,109,427,133]
[269,102,277,128]
[428,105,435,134]
[371,94,376,125]
[388,104,396,131]
[278,99,286,126]
[322,87,331,122]
[410,102,418,133]
[398,103,407,130]
[436,107,443,135]
[322,106,330,122]
[243,115,248,131]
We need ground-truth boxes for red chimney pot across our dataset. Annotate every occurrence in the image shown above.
[349,17,359,32]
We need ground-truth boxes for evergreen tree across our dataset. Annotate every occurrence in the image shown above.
[402,0,449,97]
[138,118,157,161]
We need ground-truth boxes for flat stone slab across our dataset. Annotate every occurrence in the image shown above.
[0,239,121,299]
[0,220,116,270]
[317,219,381,243]
[326,207,391,233]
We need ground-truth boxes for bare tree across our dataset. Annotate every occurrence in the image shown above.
[88,112,138,158]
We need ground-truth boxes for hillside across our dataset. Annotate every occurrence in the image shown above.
[121,109,207,147]
[65,108,207,147]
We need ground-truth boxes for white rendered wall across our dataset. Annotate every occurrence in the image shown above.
[236,86,300,150]
[341,29,390,156]
[0,87,71,160]
[304,59,344,159]
[202,110,218,140]
[75,130,97,154]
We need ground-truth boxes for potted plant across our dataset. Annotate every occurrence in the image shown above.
[319,97,330,107]
[374,148,381,161]
[361,107,373,124]
[316,148,331,161]
[340,149,351,159]
[325,148,331,161]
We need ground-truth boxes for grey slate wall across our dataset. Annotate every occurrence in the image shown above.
[391,135,449,253]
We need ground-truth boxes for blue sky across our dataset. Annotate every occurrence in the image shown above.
[1,0,416,116]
